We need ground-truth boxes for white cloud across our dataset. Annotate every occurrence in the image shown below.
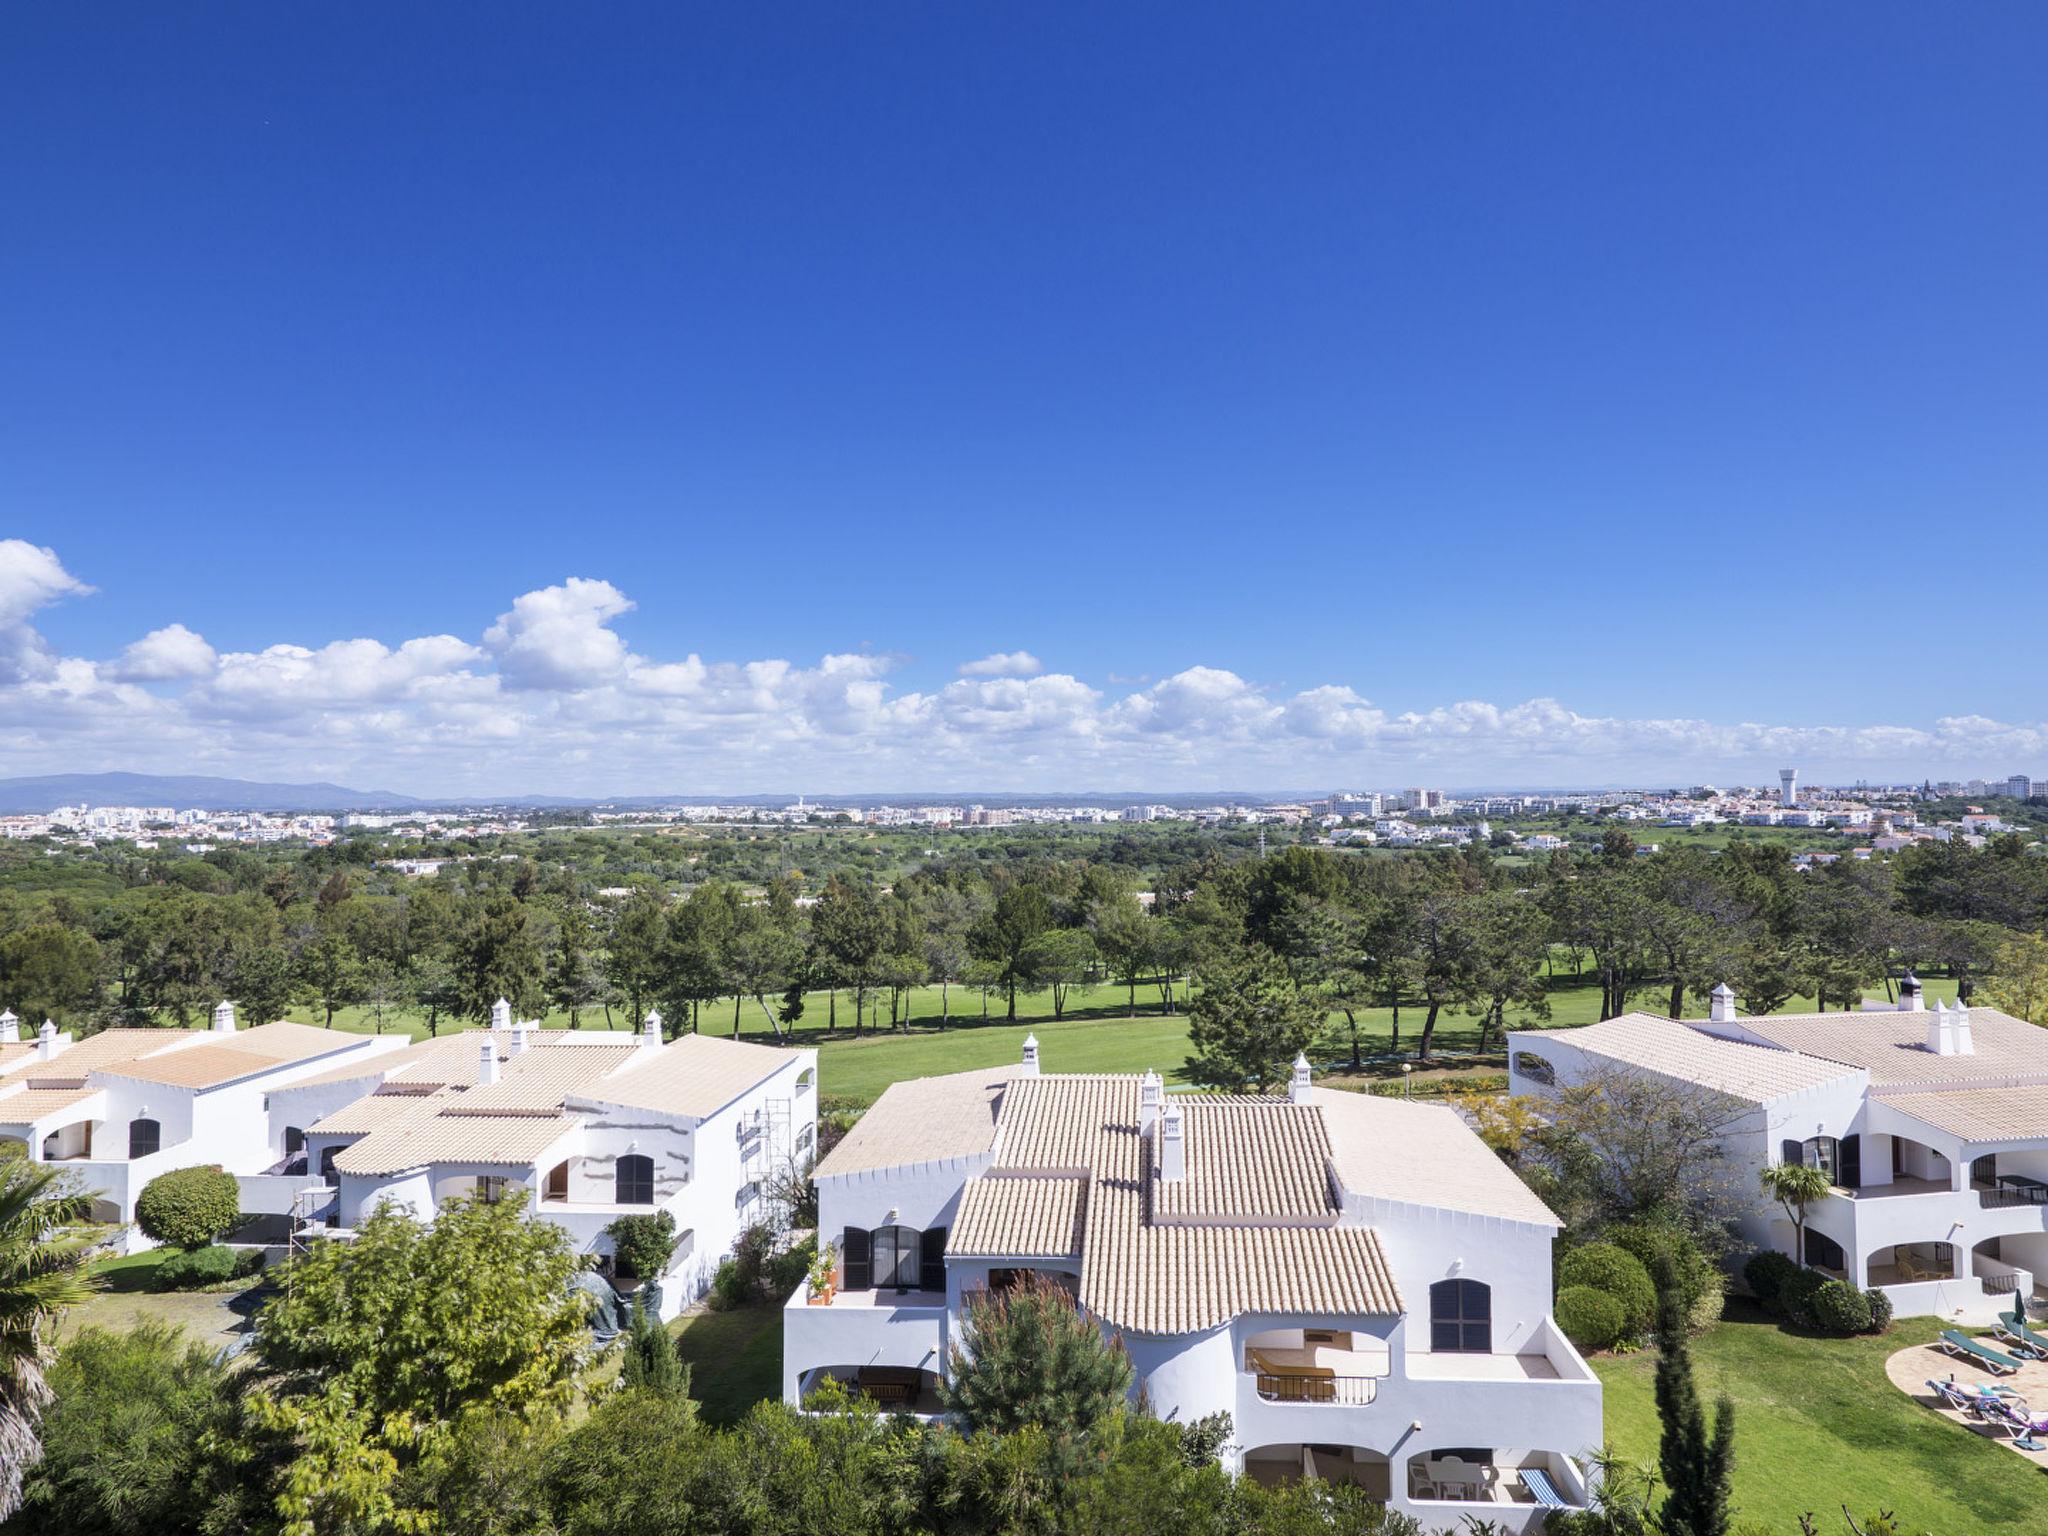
[959,650,1043,679]
[484,577,633,690]
[0,544,2041,796]
[114,623,218,682]
[0,540,92,684]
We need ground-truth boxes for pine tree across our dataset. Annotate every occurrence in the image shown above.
[1183,941,1321,1092]
[939,1275,1132,1472]
[1653,1255,1734,1536]
[620,1296,691,1400]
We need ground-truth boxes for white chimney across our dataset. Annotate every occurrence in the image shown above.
[1020,1033,1040,1075]
[1709,982,1737,1024]
[211,999,236,1034]
[477,1036,501,1086]
[1158,1101,1186,1182]
[1952,1004,1975,1055]
[1138,1069,1163,1135]
[36,1020,59,1061]
[1898,973,1925,1012]
[0,1010,17,1045]
[490,997,513,1031]
[1927,1000,1958,1056]
[642,1009,662,1045]
[509,1020,533,1055]
[1288,1051,1313,1105]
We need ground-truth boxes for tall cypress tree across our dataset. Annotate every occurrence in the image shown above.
[1653,1255,1734,1536]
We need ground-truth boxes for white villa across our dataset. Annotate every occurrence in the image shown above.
[0,1001,406,1247]
[785,1038,1603,1529]
[1510,978,2048,1324]
[265,1004,816,1316]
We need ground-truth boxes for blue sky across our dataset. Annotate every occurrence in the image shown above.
[2,6,2044,794]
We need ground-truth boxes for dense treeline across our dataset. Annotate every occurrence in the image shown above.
[0,827,2045,1061]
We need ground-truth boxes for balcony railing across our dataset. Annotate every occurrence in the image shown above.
[1249,1369,1379,1406]
[1979,1182,2048,1210]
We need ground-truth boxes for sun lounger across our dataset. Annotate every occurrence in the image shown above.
[1982,1396,2048,1452]
[1999,1309,2048,1359]
[1940,1329,2026,1375]
[1929,1378,1985,1414]
[1520,1467,1569,1508]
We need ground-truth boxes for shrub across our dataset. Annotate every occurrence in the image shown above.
[1862,1287,1894,1334]
[1687,1270,1726,1331]
[156,1243,264,1290]
[1778,1267,1828,1326]
[767,1233,816,1299]
[605,1212,677,1281]
[1559,1242,1656,1336]
[1805,1279,1874,1335]
[1611,1220,1715,1309]
[1556,1285,1626,1352]
[1742,1249,1798,1308]
[134,1166,241,1251]
[711,1257,747,1309]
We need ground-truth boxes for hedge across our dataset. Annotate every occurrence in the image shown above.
[1805,1279,1874,1335]
[1556,1285,1626,1352]
[134,1166,241,1251]
[156,1244,265,1290]
[1559,1242,1656,1336]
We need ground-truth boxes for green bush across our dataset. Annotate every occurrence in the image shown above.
[1862,1287,1894,1334]
[605,1212,677,1280]
[711,1257,747,1309]
[767,1233,816,1299]
[1687,1270,1726,1331]
[1805,1279,1874,1335]
[156,1244,264,1290]
[1778,1267,1828,1326]
[1742,1249,1798,1308]
[134,1166,241,1251]
[1558,1242,1656,1336]
[1611,1220,1713,1307]
[1556,1285,1626,1352]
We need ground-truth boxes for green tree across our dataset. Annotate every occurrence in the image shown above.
[1983,929,2048,1023]
[939,1276,1133,1460]
[0,1150,99,1517]
[1759,1160,1834,1270]
[1452,890,1552,1050]
[454,893,546,1025]
[1091,895,1156,1018]
[1020,927,1097,1020]
[0,924,102,1030]
[1183,942,1322,1092]
[811,879,887,1035]
[1652,1257,1734,1536]
[252,1195,588,1533]
[970,882,1054,1021]
[618,1297,692,1400]
[16,1322,240,1536]
[606,889,669,1030]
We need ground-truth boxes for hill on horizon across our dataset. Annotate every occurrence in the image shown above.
[0,772,427,814]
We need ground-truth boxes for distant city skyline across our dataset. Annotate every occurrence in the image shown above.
[2,539,2043,797]
[5,9,2044,794]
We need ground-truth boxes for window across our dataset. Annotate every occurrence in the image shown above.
[920,1226,948,1292]
[477,1175,510,1205]
[544,1161,569,1200]
[128,1118,161,1159]
[796,1124,815,1155]
[1429,1278,1492,1353]
[735,1180,761,1211]
[615,1154,654,1205]
[1512,1051,1555,1085]
[1783,1137,1839,1180]
[319,1146,340,1183]
[796,1067,816,1096]
[284,1125,306,1156]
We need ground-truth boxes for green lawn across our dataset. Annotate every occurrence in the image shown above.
[1594,1306,2048,1530]
[672,1305,784,1427]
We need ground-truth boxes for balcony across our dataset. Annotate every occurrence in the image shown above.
[1834,1176,1951,1199]
[1980,1176,2048,1210]
[1244,1334,1389,1406]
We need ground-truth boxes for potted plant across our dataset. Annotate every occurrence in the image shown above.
[806,1240,837,1305]
[605,1211,678,1295]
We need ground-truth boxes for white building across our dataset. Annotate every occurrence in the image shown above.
[266,1008,816,1317]
[0,1002,407,1249]
[785,1042,1602,1527]
[1510,981,2048,1324]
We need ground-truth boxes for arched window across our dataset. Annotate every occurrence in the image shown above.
[128,1118,161,1159]
[796,1067,816,1096]
[284,1125,306,1155]
[616,1154,654,1205]
[1429,1278,1492,1353]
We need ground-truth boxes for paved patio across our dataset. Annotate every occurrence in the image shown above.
[1886,1339,2048,1461]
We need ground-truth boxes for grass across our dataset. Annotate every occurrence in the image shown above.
[88,1245,174,1293]
[1594,1304,2048,1530]
[672,1305,784,1427]
[196,967,1970,1109]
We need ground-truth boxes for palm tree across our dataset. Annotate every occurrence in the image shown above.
[1759,1161,1836,1271]
[0,1149,98,1516]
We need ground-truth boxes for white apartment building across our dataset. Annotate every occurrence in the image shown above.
[0,1002,406,1249]
[1510,981,2048,1325]
[785,1042,1602,1529]
[265,1006,816,1317]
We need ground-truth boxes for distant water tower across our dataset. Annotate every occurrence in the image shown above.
[1779,767,1798,809]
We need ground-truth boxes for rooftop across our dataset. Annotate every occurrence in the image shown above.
[1727,1007,2048,1087]
[1526,1014,1866,1103]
